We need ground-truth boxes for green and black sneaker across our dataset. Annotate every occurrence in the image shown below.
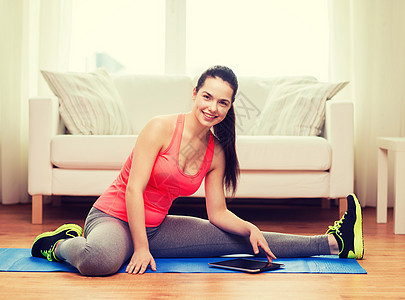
[326,194,364,259]
[31,224,83,262]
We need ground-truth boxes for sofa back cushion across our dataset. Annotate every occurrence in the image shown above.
[41,68,133,135]
[234,76,317,135]
[113,74,194,134]
[248,77,348,136]
[111,74,345,137]
[112,74,282,136]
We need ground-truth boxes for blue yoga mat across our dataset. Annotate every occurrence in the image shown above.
[0,248,366,274]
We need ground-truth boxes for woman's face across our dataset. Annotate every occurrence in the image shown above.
[192,76,234,127]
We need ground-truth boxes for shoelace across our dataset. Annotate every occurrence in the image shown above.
[327,212,347,233]
[40,249,52,259]
[40,245,57,261]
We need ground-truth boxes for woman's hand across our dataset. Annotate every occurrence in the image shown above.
[249,225,277,263]
[126,248,156,275]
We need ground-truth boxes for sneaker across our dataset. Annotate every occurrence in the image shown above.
[31,224,83,262]
[326,194,364,259]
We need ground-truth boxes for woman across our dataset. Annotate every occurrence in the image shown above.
[32,66,364,276]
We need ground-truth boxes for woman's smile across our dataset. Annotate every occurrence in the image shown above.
[202,111,217,121]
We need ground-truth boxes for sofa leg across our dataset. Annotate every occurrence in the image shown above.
[339,197,347,218]
[32,195,43,224]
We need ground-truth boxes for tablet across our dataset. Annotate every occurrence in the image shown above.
[208,258,285,273]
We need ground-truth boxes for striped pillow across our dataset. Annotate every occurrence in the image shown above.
[41,68,133,135]
[249,77,348,136]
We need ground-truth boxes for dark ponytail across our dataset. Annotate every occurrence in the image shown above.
[196,66,240,196]
[213,105,240,197]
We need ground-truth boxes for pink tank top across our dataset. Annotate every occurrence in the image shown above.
[93,114,215,227]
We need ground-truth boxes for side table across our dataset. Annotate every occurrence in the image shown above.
[377,137,405,234]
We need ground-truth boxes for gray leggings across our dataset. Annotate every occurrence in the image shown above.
[56,207,331,276]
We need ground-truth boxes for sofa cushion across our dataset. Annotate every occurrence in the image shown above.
[236,136,331,170]
[113,74,194,134]
[249,77,348,136]
[234,76,317,135]
[51,135,137,170]
[41,68,133,135]
[51,135,331,171]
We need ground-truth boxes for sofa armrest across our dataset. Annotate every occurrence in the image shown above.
[28,97,60,195]
[324,99,354,198]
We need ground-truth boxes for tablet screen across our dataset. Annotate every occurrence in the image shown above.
[208,258,284,273]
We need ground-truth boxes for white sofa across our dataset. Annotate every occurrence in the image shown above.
[28,74,354,224]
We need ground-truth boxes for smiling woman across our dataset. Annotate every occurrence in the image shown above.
[192,66,239,195]
[30,65,363,277]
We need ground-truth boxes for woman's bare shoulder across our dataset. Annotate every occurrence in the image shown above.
[144,114,178,134]
[139,114,180,152]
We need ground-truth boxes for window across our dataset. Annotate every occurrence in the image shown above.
[186,0,329,80]
[69,0,329,80]
[69,0,165,74]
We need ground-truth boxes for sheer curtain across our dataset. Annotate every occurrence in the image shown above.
[0,0,71,204]
[328,0,405,206]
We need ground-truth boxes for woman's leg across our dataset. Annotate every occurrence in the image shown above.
[56,207,133,276]
[148,215,331,258]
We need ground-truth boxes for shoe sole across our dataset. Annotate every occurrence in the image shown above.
[349,194,364,259]
[32,224,83,248]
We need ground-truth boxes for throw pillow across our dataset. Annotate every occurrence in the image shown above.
[249,77,348,136]
[41,68,133,135]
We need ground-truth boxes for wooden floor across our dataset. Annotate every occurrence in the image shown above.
[1,198,405,299]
